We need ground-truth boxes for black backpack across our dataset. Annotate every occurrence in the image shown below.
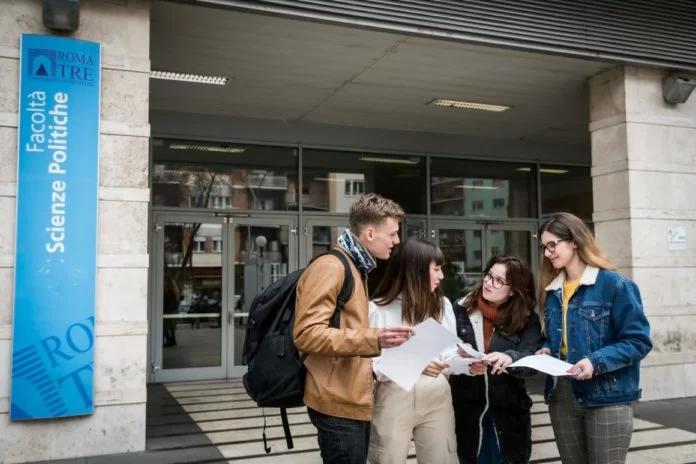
[242,249,354,453]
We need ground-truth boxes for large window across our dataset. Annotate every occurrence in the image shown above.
[302,150,427,214]
[152,139,591,222]
[430,158,537,218]
[540,165,592,222]
[152,140,298,211]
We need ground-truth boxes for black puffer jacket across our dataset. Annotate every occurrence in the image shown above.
[449,301,542,464]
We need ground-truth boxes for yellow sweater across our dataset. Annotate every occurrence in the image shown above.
[561,278,581,358]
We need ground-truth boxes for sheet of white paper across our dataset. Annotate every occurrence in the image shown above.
[508,354,576,376]
[458,343,485,359]
[378,318,461,391]
[446,356,479,375]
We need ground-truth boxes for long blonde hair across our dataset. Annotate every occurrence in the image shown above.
[538,213,617,318]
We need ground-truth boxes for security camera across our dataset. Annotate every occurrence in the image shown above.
[43,0,80,32]
[662,73,696,104]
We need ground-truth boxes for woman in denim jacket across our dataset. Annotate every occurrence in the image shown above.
[536,213,652,464]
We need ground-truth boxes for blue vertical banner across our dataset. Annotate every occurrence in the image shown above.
[10,34,100,420]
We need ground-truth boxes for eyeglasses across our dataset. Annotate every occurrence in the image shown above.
[482,271,509,289]
[539,238,570,254]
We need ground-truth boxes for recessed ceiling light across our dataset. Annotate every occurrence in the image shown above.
[170,144,245,153]
[359,156,419,165]
[455,185,500,190]
[517,167,569,174]
[428,99,511,112]
[150,70,229,86]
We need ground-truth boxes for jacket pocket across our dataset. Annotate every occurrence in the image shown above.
[577,305,611,348]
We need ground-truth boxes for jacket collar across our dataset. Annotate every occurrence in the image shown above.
[545,265,600,291]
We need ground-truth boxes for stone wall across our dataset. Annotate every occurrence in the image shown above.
[0,1,150,462]
[590,65,696,401]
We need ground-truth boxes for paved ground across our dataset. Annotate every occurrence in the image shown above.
[30,378,696,464]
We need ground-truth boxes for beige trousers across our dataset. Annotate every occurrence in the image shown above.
[368,374,458,464]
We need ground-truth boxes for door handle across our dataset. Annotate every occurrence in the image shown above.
[228,310,233,326]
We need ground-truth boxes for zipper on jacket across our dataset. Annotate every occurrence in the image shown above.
[478,369,489,456]
[479,325,493,458]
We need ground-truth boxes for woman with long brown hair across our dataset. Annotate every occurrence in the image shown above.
[536,212,651,464]
[450,255,541,464]
[367,238,458,464]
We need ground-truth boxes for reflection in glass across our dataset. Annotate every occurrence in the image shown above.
[233,225,290,365]
[403,218,427,240]
[310,225,348,260]
[540,165,592,222]
[437,228,484,304]
[430,159,537,218]
[152,140,298,211]
[303,150,426,214]
[162,222,223,369]
[487,230,533,269]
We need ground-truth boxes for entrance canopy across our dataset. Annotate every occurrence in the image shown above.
[150,1,615,148]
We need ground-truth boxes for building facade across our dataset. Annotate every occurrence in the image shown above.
[1,0,695,462]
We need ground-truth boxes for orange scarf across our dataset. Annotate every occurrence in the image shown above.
[476,296,498,352]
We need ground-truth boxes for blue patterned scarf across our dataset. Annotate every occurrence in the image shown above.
[337,229,377,275]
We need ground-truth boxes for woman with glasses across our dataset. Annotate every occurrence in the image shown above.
[368,238,458,464]
[449,256,542,464]
[536,213,652,464]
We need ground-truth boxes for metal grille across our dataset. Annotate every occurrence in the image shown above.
[199,0,696,71]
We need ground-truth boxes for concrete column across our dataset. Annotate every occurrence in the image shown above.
[0,1,150,462]
[590,66,696,401]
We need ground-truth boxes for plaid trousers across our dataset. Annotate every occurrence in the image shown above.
[548,378,634,464]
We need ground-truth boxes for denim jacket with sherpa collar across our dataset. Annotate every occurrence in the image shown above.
[541,265,652,407]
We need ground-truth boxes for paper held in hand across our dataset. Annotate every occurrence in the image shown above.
[378,318,461,391]
[446,356,479,375]
[508,354,577,376]
[458,343,485,359]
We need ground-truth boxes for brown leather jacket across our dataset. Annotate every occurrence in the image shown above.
[293,248,380,421]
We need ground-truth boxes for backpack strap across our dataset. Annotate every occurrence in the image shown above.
[324,249,354,329]
[298,250,355,365]
[280,407,293,449]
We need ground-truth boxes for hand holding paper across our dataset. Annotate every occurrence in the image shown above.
[508,354,577,376]
[422,358,448,378]
[377,326,415,348]
[446,356,479,375]
[377,318,460,391]
[457,343,485,359]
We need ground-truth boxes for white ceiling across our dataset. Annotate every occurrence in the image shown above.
[150,1,615,145]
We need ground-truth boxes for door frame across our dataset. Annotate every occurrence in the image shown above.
[486,221,539,276]
[149,211,298,382]
[299,215,429,266]
[224,215,298,378]
[300,215,349,267]
[150,211,229,383]
[429,219,539,292]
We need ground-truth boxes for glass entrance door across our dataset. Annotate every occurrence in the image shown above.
[431,221,538,304]
[301,217,349,266]
[226,217,297,378]
[152,214,227,382]
[151,213,296,382]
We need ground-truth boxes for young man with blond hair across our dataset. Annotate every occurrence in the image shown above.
[294,193,414,464]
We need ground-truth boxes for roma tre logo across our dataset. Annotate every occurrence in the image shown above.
[28,48,57,77]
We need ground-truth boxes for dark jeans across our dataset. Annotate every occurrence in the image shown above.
[308,407,371,464]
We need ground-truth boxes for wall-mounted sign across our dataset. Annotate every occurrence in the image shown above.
[10,34,101,420]
[668,226,687,251]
